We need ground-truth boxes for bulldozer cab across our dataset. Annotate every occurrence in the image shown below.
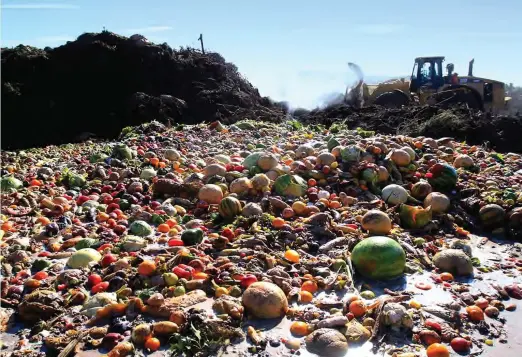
[410,57,445,93]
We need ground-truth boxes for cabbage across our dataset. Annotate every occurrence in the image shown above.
[67,248,102,268]
[129,220,153,237]
[74,238,97,250]
[81,292,117,317]
[341,145,362,163]
[1,176,23,191]
[140,168,157,180]
[122,235,148,252]
[112,144,134,160]
[274,174,307,197]
[242,152,263,169]
[82,200,100,210]
[89,153,109,163]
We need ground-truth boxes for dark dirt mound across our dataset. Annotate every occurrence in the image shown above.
[297,103,522,153]
[1,31,284,150]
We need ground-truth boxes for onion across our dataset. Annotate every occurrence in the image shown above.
[229,177,253,195]
[411,181,432,200]
[361,210,392,235]
[390,149,411,166]
[266,170,279,181]
[316,152,336,166]
[252,173,270,190]
[203,164,226,177]
[453,154,474,169]
[198,184,224,204]
[401,146,416,160]
[257,154,278,171]
[377,166,389,182]
[424,192,450,213]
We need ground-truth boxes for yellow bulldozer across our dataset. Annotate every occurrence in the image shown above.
[346,57,511,112]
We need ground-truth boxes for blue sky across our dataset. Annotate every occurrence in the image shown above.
[2,0,521,108]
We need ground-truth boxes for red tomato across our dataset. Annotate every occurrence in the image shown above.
[38,251,51,257]
[172,264,194,279]
[222,228,235,239]
[88,274,103,286]
[168,239,184,247]
[97,243,114,252]
[451,337,471,353]
[91,281,109,294]
[33,271,48,280]
[240,274,258,288]
[57,284,66,291]
[101,254,118,267]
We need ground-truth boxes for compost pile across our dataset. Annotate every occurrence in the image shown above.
[1,119,522,357]
[1,31,284,150]
[297,104,522,154]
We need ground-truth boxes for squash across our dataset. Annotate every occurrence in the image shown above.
[361,210,392,235]
[198,184,224,204]
[424,192,450,213]
[242,282,288,319]
[381,184,408,205]
[181,229,204,246]
[453,154,474,169]
[257,154,278,171]
[390,149,411,167]
[218,196,242,218]
[203,164,226,177]
[229,178,253,195]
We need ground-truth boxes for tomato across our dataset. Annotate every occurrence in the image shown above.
[144,337,160,351]
[97,243,114,252]
[91,281,109,294]
[101,253,118,267]
[168,239,184,247]
[38,251,51,257]
[222,228,235,240]
[88,274,103,286]
[425,319,442,332]
[33,271,49,280]
[240,274,258,288]
[450,337,471,353]
[172,264,194,279]
[57,284,66,291]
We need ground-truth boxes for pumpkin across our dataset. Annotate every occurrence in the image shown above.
[316,152,336,166]
[229,178,253,195]
[424,192,450,213]
[390,149,411,167]
[257,154,278,171]
[218,196,242,218]
[252,173,271,191]
[351,236,406,280]
[274,174,307,197]
[203,164,226,177]
[242,282,288,319]
[181,229,204,246]
[479,204,505,228]
[381,184,409,205]
[453,154,474,169]
[198,184,224,204]
[361,210,392,235]
[411,181,432,200]
[242,202,263,217]
[428,163,457,192]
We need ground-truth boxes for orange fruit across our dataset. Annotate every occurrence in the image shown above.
[284,250,300,263]
[299,290,314,303]
[301,281,318,293]
[466,305,484,321]
[439,272,454,282]
[150,158,160,167]
[144,337,161,351]
[272,218,286,229]
[474,298,489,310]
[290,321,309,336]
[426,343,450,357]
[37,216,51,225]
[138,260,157,276]
[349,300,367,318]
[157,223,170,233]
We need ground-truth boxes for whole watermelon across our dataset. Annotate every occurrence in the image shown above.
[351,236,406,280]
[428,163,457,192]
[218,196,242,218]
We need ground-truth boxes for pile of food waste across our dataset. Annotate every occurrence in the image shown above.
[1,119,521,357]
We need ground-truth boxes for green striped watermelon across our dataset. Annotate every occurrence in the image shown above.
[218,196,242,218]
[350,236,406,280]
[428,163,457,192]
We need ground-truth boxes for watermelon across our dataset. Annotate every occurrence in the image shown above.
[351,236,406,280]
[218,196,242,218]
[181,228,204,246]
[428,163,457,192]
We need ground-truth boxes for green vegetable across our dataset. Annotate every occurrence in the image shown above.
[129,220,153,237]
[118,199,131,210]
[1,176,23,191]
[181,228,204,246]
[121,235,147,252]
[32,258,52,271]
[112,143,134,160]
[327,137,341,151]
[74,238,97,250]
[399,204,432,229]
[341,145,362,163]
[242,152,263,169]
[274,174,307,197]
[351,236,406,280]
[67,248,102,269]
[89,153,108,163]
[140,168,157,180]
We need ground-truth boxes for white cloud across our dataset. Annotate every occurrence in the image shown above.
[354,24,406,35]
[124,26,173,34]
[1,3,79,9]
